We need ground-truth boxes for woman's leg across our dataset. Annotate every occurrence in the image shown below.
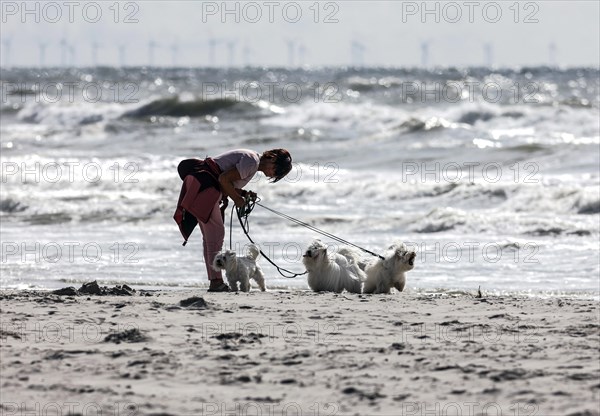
[199,200,225,283]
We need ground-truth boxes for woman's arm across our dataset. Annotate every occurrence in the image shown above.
[219,168,246,208]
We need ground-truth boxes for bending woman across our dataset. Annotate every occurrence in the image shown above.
[175,149,293,292]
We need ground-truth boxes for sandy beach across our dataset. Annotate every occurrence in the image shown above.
[2,1,599,415]
[1,287,598,416]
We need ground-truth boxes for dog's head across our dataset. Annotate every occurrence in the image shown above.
[385,242,416,271]
[212,250,237,271]
[303,239,328,259]
[302,240,328,267]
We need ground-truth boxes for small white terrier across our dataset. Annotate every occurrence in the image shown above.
[302,240,364,294]
[212,244,266,292]
[362,242,416,294]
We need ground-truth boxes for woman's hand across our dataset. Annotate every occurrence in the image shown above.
[219,169,258,209]
[234,195,246,208]
[237,190,257,207]
[245,190,257,201]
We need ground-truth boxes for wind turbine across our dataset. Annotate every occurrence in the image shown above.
[59,37,69,67]
[298,43,307,67]
[351,40,366,67]
[483,42,494,68]
[2,36,12,67]
[208,36,221,67]
[549,42,557,67]
[148,40,158,66]
[68,44,76,67]
[286,39,297,67]
[38,41,48,67]
[226,39,237,67]
[118,44,127,67]
[91,40,101,67]
[242,43,252,67]
[420,40,430,68]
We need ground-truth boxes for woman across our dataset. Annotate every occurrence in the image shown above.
[174,149,293,292]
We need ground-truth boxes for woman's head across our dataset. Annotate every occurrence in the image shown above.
[261,149,292,182]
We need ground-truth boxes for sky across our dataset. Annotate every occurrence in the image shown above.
[0,0,599,68]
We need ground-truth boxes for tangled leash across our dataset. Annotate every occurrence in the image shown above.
[230,196,307,278]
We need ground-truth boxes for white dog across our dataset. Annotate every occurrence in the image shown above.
[302,240,364,294]
[212,244,266,292]
[362,242,416,294]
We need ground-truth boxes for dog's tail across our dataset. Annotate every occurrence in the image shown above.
[246,244,260,261]
[338,247,361,264]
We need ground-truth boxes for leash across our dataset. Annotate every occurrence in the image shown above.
[255,201,385,260]
[228,196,385,278]
[231,197,307,278]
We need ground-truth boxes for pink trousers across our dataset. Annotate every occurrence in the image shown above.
[198,199,225,281]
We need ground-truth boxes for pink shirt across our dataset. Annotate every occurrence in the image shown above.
[213,149,260,189]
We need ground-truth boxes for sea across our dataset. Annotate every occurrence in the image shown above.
[1,66,598,297]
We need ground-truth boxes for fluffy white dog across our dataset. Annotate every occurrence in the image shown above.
[302,240,364,294]
[212,244,266,292]
[362,242,416,294]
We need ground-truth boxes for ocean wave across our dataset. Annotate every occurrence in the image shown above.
[410,207,468,233]
[576,199,600,214]
[525,227,592,237]
[17,101,125,127]
[24,212,73,225]
[560,97,594,108]
[502,143,548,153]
[396,116,458,133]
[457,111,496,125]
[264,99,598,150]
[19,206,162,225]
[0,104,21,114]
[445,183,508,201]
[346,75,405,92]
[0,198,28,213]
[13,95,279,127]
[400,182,509,207]
[122,97,255,118]
[415,183,461,198]
[507,186,599,215]
[436,104,524,126]
[123,95,288,120]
